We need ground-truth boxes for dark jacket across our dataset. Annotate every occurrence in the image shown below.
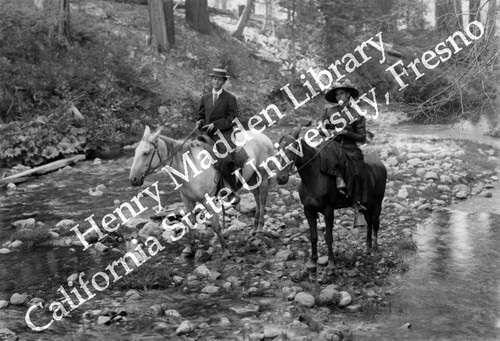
[198,89,238,135]
[322,105,366,148]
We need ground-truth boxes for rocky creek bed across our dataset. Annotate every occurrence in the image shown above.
[1,113,499,341]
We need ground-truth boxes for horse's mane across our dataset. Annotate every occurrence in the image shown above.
[157,134,212,155]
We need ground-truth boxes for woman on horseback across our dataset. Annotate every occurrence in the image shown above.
[321,79,368,228]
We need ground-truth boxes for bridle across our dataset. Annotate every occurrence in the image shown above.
[141,127,199,177]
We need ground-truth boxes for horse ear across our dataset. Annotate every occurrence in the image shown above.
[150,127,162,142]
[292,127,301,139]
[143,126,151,138]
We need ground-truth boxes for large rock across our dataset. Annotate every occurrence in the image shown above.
[12,218,35,229]
[424,171,438,180]
[239,193,256,213]
[0,300,9,309]
[452,184,470,195]
[176,320,195,335]
[317,285,340,305]
[10,293,28,305]
[138,221,163,238]
[55,219,77,233]
[338,291,352,307]
[397,188,408,199]
[194,264,211,277]
[275,249,293,261]
[201,285,220,295]
[294,292,315,308]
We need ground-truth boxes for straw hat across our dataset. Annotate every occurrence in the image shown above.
[208,68,229,79]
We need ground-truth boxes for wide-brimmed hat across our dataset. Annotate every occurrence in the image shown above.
[209,68,229,79]
[325,79,360,103]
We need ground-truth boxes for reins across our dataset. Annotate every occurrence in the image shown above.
[293,132,340,173]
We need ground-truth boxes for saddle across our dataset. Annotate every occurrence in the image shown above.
[195,134,249,192]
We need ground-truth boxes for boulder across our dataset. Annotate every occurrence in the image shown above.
[10,293,28,305]
[294,292,315,308]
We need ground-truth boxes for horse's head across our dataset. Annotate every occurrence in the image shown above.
[276,127,301,185]
[129,126,163,186]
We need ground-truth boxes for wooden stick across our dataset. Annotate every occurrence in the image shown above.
[0,154,86,185]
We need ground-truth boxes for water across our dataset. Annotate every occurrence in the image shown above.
[359,209,500,341]
[0,152,180,298]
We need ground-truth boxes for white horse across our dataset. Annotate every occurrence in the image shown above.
[129,126,275,252]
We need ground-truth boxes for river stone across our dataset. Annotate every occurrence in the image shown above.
[455,191,468,199]
[263,327,281,338]
[0,248,11,254]
[275,249,293,261]
[319,326,342,341]
[294,292,315,308]
[407,158,423,167]
[7,183,16,190]
[201,285,220,295]
[397,188,408,199]
[97,315,111,325]
[139,221,163,238]
[452,184,470,194]
[424,171,438,180]
[440,175,452,183]
[195,249,212,263]
[125,290,141,300]
[10,293,28,305]
[0,329,16,340]
[176,320,195,335]
[94,242,108,252]
[0,300,9,309]
[164,309,181,318]
[239,193,256,213]
[292,191,300,201]
[318,285,340,305]
[338,291,352,307]
[386,157,398,167]
[249,333,265,340]
[317,256,329,266]
[12,218,35,229]
[122,217,149,230]
[55,219,76,233]
[437,185,451,192]
[482,191,493,197]
[194,264,211,277]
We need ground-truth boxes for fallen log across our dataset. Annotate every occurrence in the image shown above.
[0,154,86,185]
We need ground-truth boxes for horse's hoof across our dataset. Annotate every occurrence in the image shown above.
[325,264,335,276]
[306,261,317,273]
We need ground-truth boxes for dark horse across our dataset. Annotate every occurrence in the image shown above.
[275,128,387,275]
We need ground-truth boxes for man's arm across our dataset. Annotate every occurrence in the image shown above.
[212,94,238,131]
[197,95,206,127]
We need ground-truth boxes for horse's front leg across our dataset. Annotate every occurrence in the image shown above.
[180,194,197,257]
[324,207,335,276]
[257,177,269,232]
[304,207,318,272]
[203,202,227,254]
[250,187,261,236]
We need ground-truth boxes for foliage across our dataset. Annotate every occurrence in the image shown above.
[0,0,161,166]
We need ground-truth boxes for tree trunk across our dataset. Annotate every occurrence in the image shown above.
[232,0,254,40]
[469,0,481,24]
[436,0,459,30]
[148,0,175,52]
[486,0,497,38]
[57,0,71,46]
[261,0,273,34]
[185,0,211,34]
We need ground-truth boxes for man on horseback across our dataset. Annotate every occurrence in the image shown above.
[196,68,241,204]
[321,79,369,228]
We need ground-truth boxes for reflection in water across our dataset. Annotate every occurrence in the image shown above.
[361,210,500,341]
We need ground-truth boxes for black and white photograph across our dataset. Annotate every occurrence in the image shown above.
[0,0,499,340]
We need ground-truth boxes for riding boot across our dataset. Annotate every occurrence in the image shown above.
[353,202,367,228]
[336,176,347,195]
